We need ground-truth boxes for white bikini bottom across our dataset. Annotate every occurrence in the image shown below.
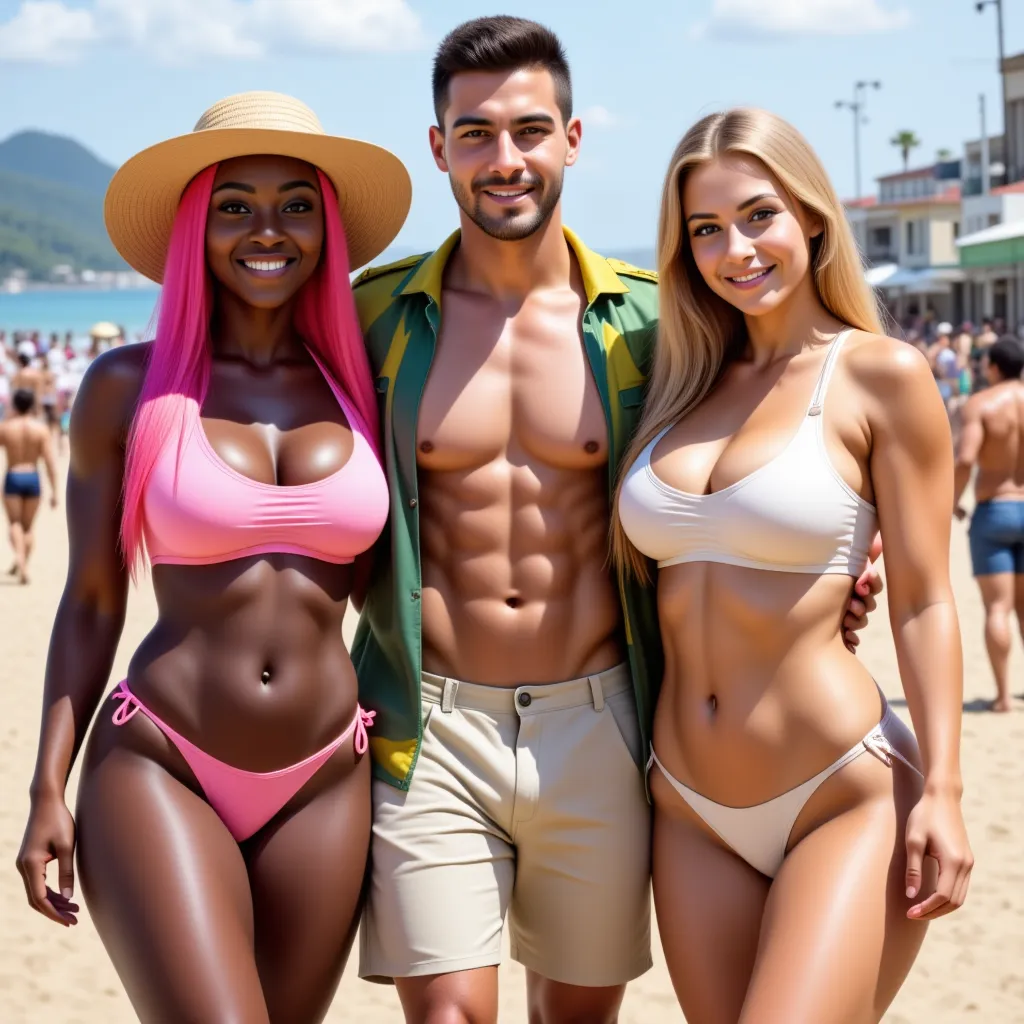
[648,697,922,878]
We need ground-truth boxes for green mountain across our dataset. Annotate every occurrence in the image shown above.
[0,130,125,280]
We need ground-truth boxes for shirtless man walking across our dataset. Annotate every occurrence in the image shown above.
[1,388,57,583]
[955,335,1024,711]
[352,17,880,1023]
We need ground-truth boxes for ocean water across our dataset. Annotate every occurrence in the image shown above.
[0,288,161,338]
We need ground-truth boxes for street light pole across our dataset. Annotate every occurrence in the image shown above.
[977,0,1011,181]
[835,80,882,199]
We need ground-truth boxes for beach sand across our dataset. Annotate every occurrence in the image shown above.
[1,463,1022,1023]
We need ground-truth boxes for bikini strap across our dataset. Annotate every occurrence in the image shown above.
[110,681,142,726]
[353,706,376,756]
[807,328,853,418]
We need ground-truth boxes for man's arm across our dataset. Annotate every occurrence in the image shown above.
[39,424,58,507]
[953,397,984,518]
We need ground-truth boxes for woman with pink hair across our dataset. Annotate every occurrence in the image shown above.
[15,93,411,1022]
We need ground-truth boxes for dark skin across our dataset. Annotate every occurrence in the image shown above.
[16,155,371,1024]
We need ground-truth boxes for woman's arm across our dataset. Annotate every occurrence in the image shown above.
[854,335,973,920]
[17,346,145,925]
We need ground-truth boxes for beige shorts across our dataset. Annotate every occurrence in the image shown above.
[359,663,653,987]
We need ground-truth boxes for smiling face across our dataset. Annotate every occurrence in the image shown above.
[682,153,822,318]
[205,155,324,310]
[429,67,581,241]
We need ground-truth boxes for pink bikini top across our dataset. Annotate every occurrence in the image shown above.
[143,350,388,567]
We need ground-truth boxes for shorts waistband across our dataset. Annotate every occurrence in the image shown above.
[421,663,631,716]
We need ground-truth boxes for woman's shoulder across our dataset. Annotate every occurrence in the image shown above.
[73,343,152,447]
[840,329,934,398]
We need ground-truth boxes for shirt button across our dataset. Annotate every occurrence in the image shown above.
[518,692,532,708]
[409,498,418,508]
[411,590,421,600]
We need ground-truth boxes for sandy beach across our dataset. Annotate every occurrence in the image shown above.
[1,461,1022,1024]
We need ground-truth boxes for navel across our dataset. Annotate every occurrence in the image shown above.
[261,667,272,686]
[505,595,523,609]
[706,693,718,717]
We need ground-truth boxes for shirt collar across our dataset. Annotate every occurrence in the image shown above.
[397,225,630,307]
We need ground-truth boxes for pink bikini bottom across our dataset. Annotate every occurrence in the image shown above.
[110,679,374,842]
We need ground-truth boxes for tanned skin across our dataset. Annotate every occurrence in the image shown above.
[649,154,971,1023]
[16,155,371,1024]
[395,68,882,1024]
[954,353,1024,711]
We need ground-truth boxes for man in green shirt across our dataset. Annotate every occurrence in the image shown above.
[352,16,879,1023]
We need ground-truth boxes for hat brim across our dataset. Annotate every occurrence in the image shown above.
[104,127,412,283]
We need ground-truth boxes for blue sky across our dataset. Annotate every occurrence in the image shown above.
[0,0,1020,255]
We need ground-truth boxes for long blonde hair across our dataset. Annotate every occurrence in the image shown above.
[611,107,885,582]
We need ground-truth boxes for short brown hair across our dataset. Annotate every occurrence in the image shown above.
[432,16,572,128]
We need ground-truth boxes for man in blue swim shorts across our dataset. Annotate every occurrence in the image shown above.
[954,336,1024,711]
[0,388,58,584]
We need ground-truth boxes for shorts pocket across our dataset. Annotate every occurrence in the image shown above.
[605,690,643,771]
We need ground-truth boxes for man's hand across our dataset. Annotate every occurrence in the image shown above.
[844,533,884,653]
[953,505,968,522]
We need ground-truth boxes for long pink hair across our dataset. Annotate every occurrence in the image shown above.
[120,164,380,578]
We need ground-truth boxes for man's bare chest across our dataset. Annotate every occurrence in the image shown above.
[416,309,608,473]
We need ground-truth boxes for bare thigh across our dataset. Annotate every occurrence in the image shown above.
[76,724,270,1024]
[247,748,371,1024]
[20,495,40,530]
[395,967,498,1024]
[740,757,929,1024]
[652,805,770,1024]
[3,494,21,525]
[978,573,1014,613]
[525,971,625,1024]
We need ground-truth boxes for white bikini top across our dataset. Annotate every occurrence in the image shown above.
[618,330,877,576]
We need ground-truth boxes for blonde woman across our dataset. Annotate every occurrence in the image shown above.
[615,109,972,1022]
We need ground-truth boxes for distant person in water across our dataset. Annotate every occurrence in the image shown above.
[955,336,1024,712]
[1,388,57,584]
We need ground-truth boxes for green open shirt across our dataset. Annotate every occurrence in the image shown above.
[352,226,663,790]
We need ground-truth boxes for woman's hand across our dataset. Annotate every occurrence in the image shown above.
[16,792,80,926]
[904,789,973,921]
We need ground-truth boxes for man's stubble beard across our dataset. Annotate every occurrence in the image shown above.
[451,171,564,242]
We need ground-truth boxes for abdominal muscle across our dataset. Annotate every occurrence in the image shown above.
[418,454,623,686]
[123,555,359,772]
[653,561,885,807]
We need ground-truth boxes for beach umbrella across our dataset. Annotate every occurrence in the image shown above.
[89,321,121,340]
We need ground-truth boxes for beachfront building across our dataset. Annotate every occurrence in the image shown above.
[846,162,964,326]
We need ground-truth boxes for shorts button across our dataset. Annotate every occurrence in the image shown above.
[411,590,421,600]
[518,691,532,708]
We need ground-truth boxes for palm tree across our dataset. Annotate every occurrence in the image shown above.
[890,131,921,171]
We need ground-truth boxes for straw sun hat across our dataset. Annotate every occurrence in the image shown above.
[105,91,412,283]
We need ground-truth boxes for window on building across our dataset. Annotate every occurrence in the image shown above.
[989,213,1001,227]
[906,220,916,254]
[953,221,960,239]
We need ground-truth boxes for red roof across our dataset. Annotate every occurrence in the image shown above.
[877,165,941,183]
[843,196,878,208]
[991,180,1024,195]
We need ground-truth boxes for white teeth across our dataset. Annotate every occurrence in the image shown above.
[242,259,288,271]
[486,189,529,196]
[730,268,771,283]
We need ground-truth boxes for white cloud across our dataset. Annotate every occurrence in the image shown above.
[691,0,910,40]
[581,105,620,130]
[0,0,425,64]
[0,1,98,63]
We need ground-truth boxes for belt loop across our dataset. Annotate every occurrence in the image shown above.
[440,677,459,714]
[588,675,605,712]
